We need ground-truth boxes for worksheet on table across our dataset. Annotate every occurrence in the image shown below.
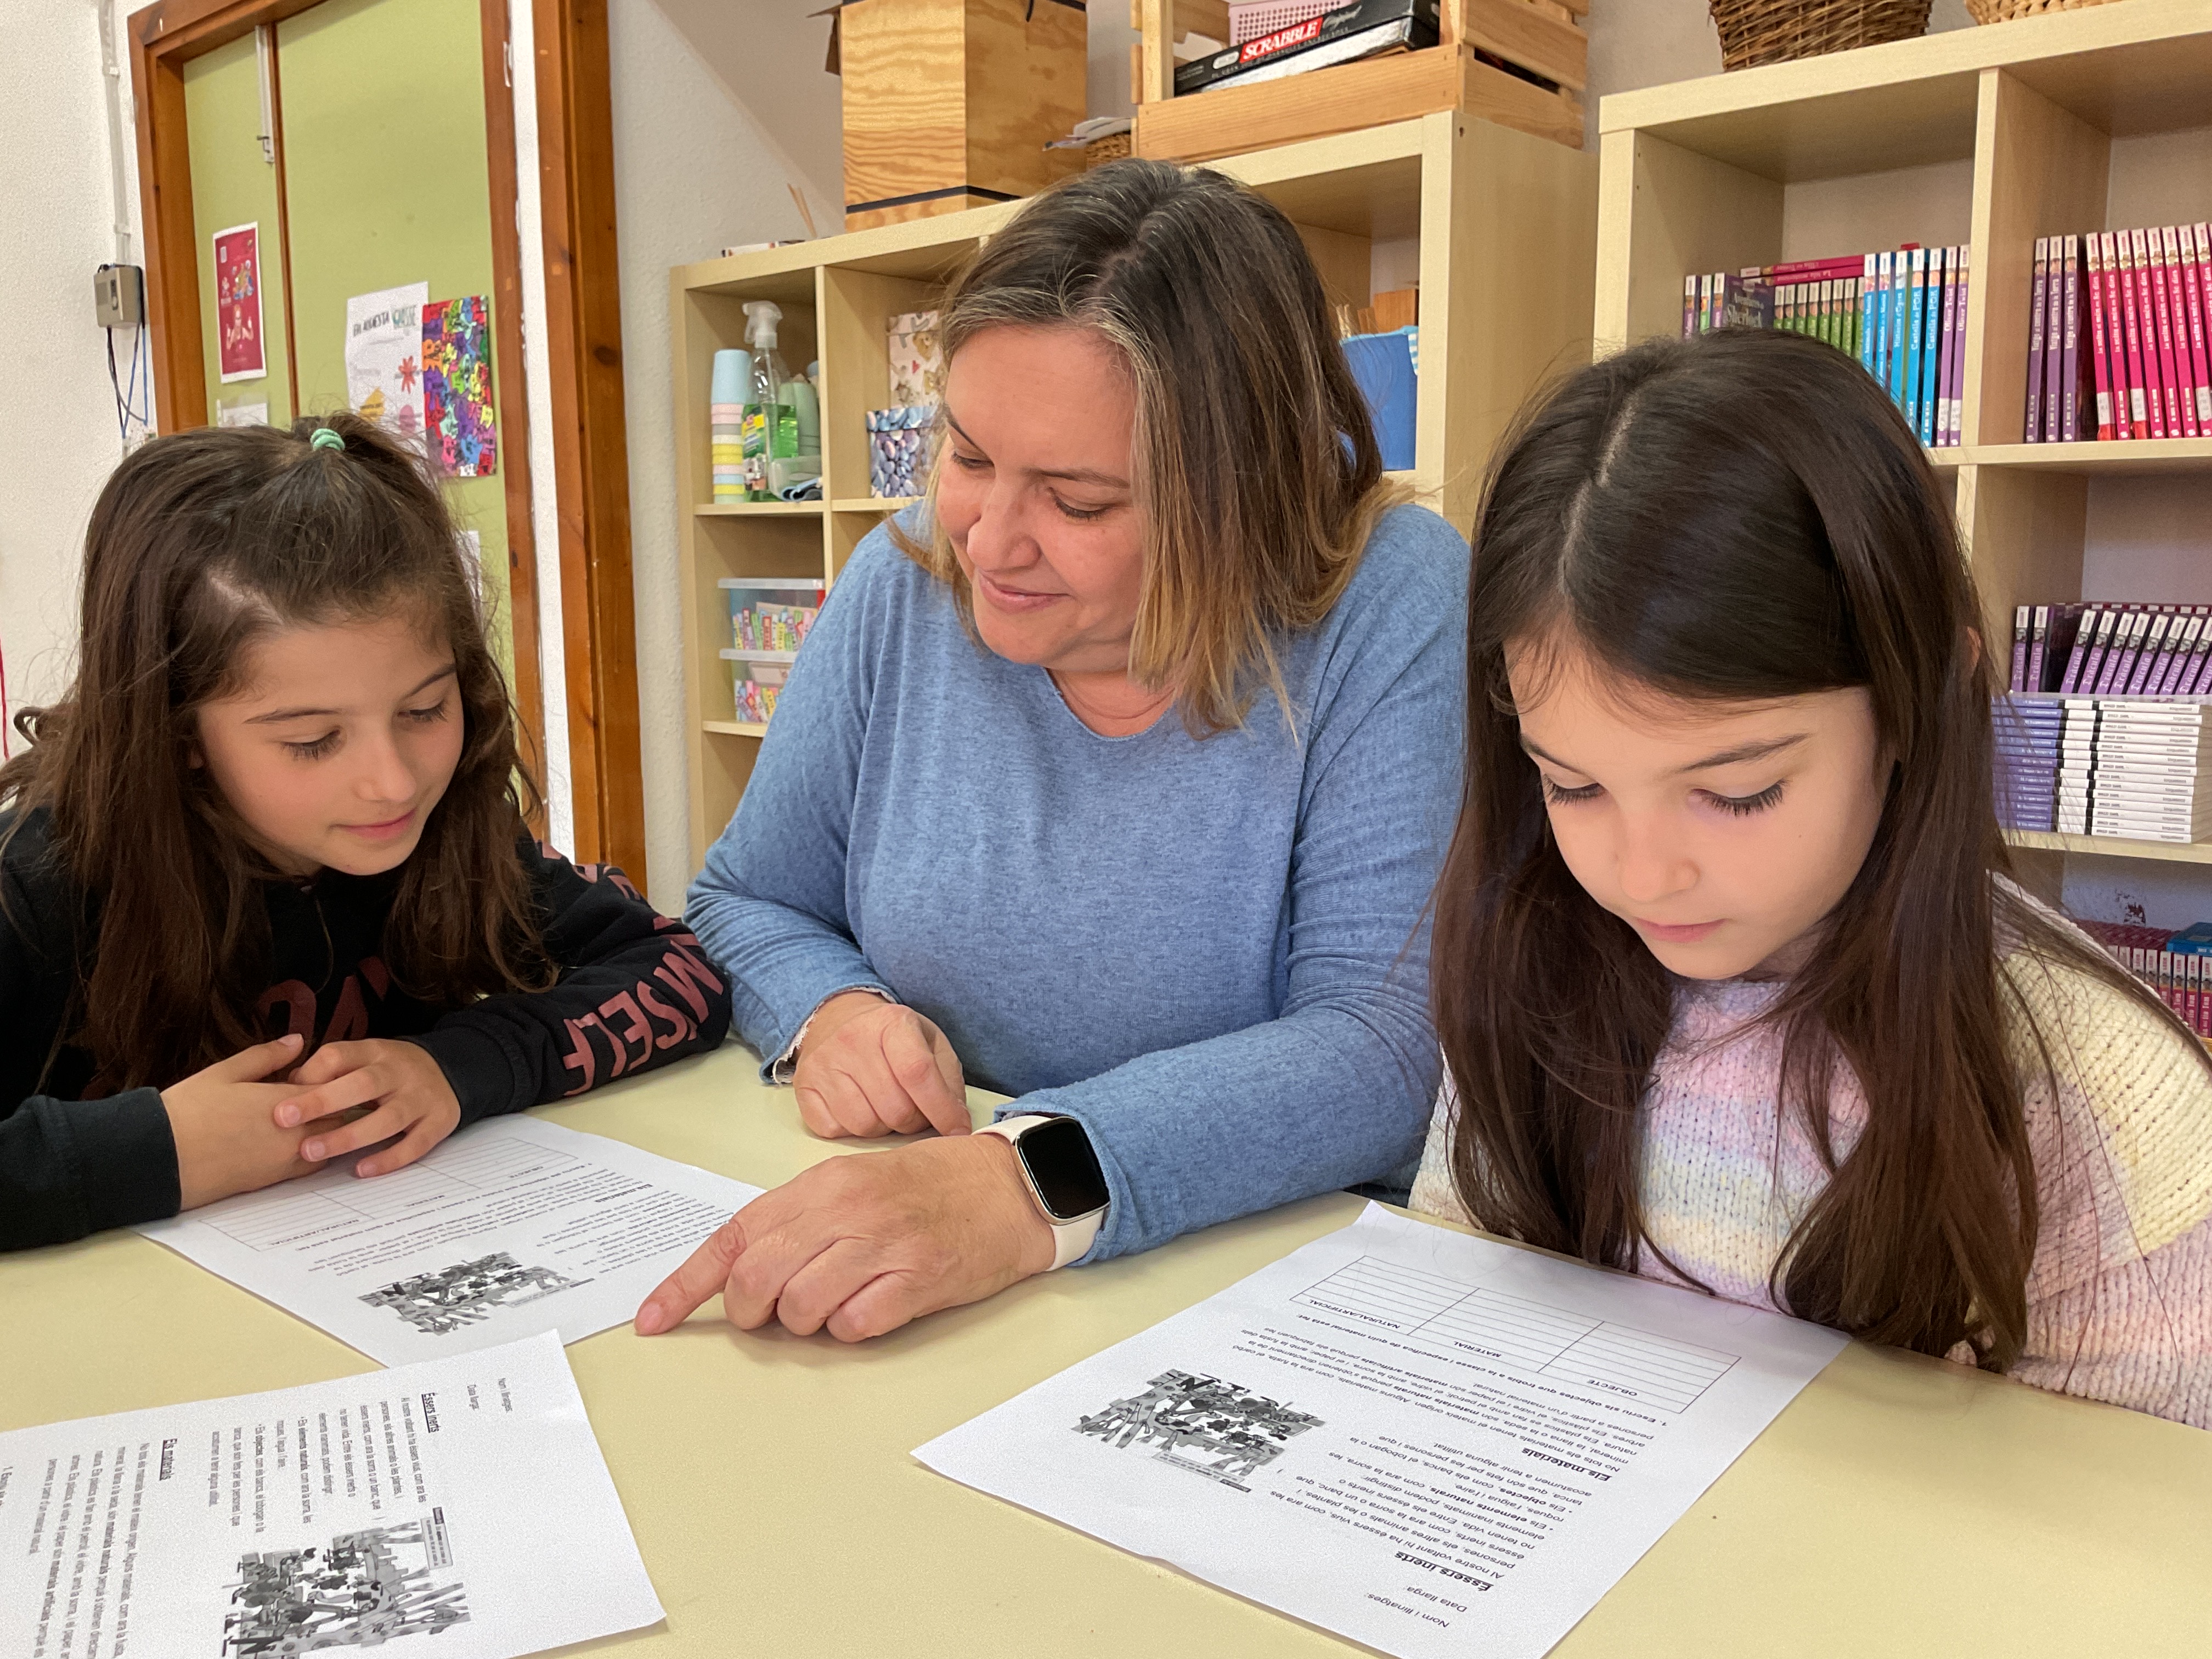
[917,1204,1848,1659]
[0,1333,662,1659]
[139,1115,760,1365]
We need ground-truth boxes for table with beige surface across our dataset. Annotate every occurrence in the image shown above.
[4,1045,2208,1656]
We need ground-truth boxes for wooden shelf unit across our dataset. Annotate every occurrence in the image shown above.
[672,110,1596,881]
[1596,0,2212,888]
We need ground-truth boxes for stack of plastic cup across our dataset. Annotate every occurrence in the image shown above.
[710,349,750,503]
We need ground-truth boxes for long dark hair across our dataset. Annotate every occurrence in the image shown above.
[0,412,549,1090]
[895,157,1401,734]
[1431,328,2195,1371]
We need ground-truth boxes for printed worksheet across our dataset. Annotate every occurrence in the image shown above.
[141,1116,759,1366]
[917,1204,1847,1659]
[0,1333,662,1659]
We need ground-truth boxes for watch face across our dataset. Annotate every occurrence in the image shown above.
[1017,1116,1110,1221]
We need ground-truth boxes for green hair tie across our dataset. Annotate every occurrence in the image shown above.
[309,427,346,452]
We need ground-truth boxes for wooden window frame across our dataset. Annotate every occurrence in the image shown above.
[127,0,648,883]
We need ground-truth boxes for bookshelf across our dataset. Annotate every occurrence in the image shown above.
[1595,0,2212,900]
[670,110,1596,880]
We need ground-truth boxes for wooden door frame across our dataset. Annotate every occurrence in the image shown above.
[528,0,646,884]
[127,0,646,876]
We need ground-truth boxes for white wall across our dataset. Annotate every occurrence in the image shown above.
[607,0,837,908]
[0,0,144,733]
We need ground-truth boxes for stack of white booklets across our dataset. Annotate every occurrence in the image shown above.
[2057,698,2212,842]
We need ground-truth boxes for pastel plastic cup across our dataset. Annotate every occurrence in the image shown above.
[712,349,753,405]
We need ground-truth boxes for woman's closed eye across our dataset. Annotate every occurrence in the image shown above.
[1051,493,1111,522]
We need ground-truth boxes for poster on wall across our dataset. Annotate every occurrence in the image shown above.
[422,295,499,476]
[344,280,430,445]
[213,222,266,382]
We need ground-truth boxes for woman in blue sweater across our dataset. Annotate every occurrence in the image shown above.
[640,160,1468,1342]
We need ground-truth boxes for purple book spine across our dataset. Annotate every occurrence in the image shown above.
[2157,612,2205,696]
[2027,238,2049,442]
[1950,247,1970,443]
[2052,234,2070,444]
[2072,606,2117,693]
[2126,610,2173,695]
[2016,605,2038,692]
[2097,608,2147,694]
[2045,238,2066,442]
[2061,606,2101,693]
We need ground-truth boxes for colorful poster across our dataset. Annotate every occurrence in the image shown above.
[343,280,429,444]
[213,222,266,382]
[421,295,499,476]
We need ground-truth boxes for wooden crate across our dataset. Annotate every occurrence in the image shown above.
[1131,0,1587,163]
[839,0,1088,232]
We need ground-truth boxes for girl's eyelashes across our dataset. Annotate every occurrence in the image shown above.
[286,731,340,761]
[403,698,452,725]
[1540,777,1602,806]
[949,449,989,472]
[1703,781,1786,816]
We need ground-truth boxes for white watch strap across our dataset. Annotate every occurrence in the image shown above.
[978,1114,1105,1271]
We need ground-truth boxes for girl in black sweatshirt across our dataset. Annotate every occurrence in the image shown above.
[1,414,727,1250]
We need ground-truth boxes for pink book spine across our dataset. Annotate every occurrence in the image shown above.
[2100,233,2129,440]
[2120,231,2152,439]
[2185,224,2212,433]
[1936,250,1957,446]
[2061,235,2083,443]
[2152,225,2189,438]
[2088,233,2116,440]
[2172,223,2209,437]
[1949,246,1970,443]
[2132,228,2169,439]
[2026,237,2049,442]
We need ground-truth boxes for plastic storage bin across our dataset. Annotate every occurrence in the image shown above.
[723,651,793,725]
[866,405,936,499]
[719,577,825,653]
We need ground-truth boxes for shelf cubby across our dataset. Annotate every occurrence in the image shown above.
[672,110,1596,881]
[1598,0,2212,909]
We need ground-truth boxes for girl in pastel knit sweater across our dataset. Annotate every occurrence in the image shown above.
[1413,328,2210,1429]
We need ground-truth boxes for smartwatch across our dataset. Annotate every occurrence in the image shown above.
[977,1114,1110,1269]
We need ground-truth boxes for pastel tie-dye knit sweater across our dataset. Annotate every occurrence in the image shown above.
[1410,949,2212,1430]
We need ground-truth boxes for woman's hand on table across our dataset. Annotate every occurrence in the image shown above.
[792,991,970,1139]
[633,1134,1056,1342]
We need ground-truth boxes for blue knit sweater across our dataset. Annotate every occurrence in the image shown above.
[686,504,1468,1261]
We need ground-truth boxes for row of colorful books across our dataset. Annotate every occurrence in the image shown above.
[2005,601,2212,698]
[2077,918,2212,1039]
[1681,245,1969,448]
[2026,224,2212,444]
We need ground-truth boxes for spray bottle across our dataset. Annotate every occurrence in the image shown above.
[740,301,798,500]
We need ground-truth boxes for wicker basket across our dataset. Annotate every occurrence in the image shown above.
[1709,0,1931,69]
[1084,130,1133,168]
[1965,0,2124,22]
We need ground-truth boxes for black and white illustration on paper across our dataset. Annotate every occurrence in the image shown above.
[358,1251,590,1336]
[222,1515,469,1653]
[1074,1369,1324,1491]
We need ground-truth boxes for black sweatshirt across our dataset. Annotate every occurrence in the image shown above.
[0,808,730,1250]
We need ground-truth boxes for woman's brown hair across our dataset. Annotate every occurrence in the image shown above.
[0,411,548,1090]
[1432,327,2203,1372]
[894,156,1403,734]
